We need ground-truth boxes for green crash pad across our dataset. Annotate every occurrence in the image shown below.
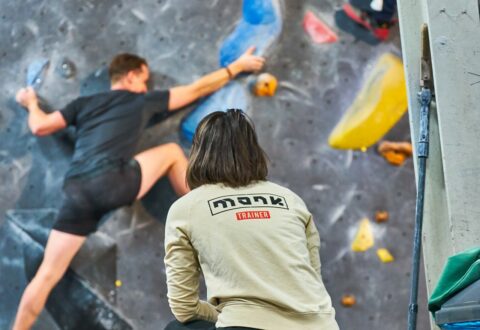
[429,247,480,315]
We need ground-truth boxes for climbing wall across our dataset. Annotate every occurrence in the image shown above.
[0,0,429,329]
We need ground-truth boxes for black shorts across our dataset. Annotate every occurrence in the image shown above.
[53,159,142,236]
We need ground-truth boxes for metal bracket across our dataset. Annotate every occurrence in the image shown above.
[420,24,434,93]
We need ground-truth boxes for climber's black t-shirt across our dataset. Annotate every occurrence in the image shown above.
[60,90,169,178]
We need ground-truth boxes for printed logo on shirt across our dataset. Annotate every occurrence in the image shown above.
[236,210,271,221]
[208,193,288,215]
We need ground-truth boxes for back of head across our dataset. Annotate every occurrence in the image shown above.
[108,53,147,83]
[187,109,268,189]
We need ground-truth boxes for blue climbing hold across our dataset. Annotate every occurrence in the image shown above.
[26,58,49,89]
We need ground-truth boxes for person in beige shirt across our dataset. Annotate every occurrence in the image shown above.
[164,109,339,330]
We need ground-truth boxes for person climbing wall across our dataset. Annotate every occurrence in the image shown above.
[12,49,265,330]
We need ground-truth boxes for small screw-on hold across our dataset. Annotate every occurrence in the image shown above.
[440,8,446,13]
[461,10,467,14]
[57,58,75,79]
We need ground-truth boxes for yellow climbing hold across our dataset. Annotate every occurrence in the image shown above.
[377,248,395,263]
[328,53,408,150]
[115,280,122,287]
[351,218,374,252]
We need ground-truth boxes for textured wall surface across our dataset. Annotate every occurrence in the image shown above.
[0,1,429,329]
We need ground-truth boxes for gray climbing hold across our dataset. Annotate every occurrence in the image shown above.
[57,58,76,79]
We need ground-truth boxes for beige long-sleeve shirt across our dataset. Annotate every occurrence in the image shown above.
[164,181,339,330]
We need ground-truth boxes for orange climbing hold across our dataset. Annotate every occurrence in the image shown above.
[341,294,356,307]
[375,211,389,223]
[377,141,413,166]
[381,151,407,166]
[253,73,278,97]
[303,11,338,44]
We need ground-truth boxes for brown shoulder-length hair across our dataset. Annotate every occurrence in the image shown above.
[186,109,268,189]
